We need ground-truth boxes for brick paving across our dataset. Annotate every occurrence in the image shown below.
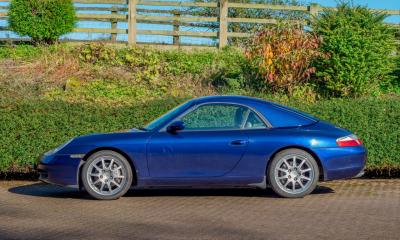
[0,179,399,240]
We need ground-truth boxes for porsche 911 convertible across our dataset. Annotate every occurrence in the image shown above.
[38,96,366,200]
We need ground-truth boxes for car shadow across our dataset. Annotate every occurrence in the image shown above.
[126,185,334,198]
[8,182,334,199]
[8,183,92,200]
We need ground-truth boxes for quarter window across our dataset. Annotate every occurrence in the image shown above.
[244,111,267,129]
[180,103,267,130]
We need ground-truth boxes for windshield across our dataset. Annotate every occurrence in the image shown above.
[144,101,191,131]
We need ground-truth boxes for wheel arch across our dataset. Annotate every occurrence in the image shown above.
[265,145,325,182]
[78,147,138,189]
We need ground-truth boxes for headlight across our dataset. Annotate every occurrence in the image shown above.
[45,139,74,155]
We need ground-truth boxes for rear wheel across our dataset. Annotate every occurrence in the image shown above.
[268,149,319,198]
[81,150,133,200]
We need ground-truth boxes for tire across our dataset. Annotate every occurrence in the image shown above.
[81,150,133,200]
[268,149,319,198]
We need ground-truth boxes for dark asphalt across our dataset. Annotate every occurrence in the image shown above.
[0,179,399,240]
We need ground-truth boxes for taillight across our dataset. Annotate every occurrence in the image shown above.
[336,134,362,147]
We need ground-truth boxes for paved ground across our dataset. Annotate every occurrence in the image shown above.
[0,179,399,240]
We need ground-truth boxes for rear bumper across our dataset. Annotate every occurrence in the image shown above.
[313,146,367,181]
[37,153,83,188]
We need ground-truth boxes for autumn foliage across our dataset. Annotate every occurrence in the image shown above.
[245,23,321,93]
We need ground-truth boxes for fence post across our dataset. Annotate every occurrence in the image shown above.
[308,3,319,17]
[173,11,180,45]
[111,7,117,42]
[218,0,228,49]
[128,0,137,45]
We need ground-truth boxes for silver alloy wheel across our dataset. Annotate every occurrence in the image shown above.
[86,156,127,196]
[274,154,315,194]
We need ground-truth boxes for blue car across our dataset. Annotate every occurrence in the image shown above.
[38,96,366,200]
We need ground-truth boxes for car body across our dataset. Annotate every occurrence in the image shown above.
[38,95,366,199]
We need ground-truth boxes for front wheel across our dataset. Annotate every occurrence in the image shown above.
[268,149,319,198]
[81,150,133,200]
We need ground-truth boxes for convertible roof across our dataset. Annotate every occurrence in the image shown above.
[193,95,268,104]
[191,95,319,127]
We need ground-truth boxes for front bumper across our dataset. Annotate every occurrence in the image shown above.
[37,153,83,188]
[354,170,365,178]
[313,146,367,181]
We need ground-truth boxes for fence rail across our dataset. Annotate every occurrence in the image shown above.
[0,0,399,48]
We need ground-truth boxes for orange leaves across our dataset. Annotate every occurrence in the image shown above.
[245,23,321,93]
[263,44,273,67]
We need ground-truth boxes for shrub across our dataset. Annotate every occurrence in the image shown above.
[0,96,399,174]
[159,49,215,75]
[77,44,250,91]
[311,3,396,97]
[8,0,76,44]
[0,98,187,172]
[297,96,400,169]
[245,22,321,93]
[77,43,118,64]
[205,47,250,91]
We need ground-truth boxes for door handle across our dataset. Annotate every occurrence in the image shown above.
[230,140,248,146]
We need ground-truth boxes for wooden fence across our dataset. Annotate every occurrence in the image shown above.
[0,0,399,48]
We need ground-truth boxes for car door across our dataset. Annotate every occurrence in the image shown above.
[147,103,251,178]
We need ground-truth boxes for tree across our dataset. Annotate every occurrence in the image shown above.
[311,3,396,96]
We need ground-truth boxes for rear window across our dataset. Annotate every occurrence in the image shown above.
[271,103,319,121]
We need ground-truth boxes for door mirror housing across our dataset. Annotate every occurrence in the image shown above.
[167,121,185,133]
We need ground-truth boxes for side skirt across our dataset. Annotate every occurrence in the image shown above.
[133,176,267,189]
[247,176,267,189]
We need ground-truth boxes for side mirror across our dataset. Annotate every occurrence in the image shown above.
[167,121,185,133]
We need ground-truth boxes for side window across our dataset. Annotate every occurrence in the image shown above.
[180,104,266,130]
[244,111,267,129]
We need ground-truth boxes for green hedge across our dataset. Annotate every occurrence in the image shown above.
[0,96,399,173]
[0,98,184,172]
[298,97,400,168]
